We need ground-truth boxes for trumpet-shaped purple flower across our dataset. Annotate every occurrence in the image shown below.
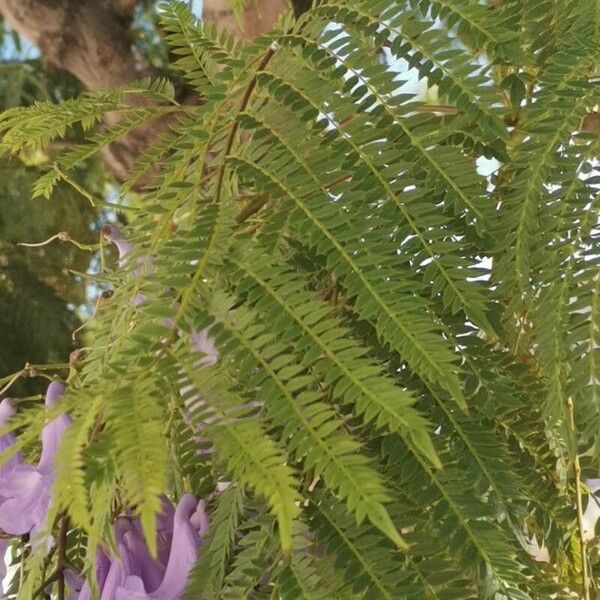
[0,399,21,581]
[0,382,70,547]
[102,224,133,264]
[71,520,159,600]
[72,494,208,600]
[116,494,208,600]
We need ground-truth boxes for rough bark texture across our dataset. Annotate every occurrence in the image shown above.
[0,0,292,184]
[0,0,150,89]
[0,1,597,182]
[203,0,287,41]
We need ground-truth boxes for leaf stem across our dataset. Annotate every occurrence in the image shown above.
[18,230,100,252]
[567,396,590,600]
[32,571,57,599]
[0,370,26,396]
[215,46,276,205]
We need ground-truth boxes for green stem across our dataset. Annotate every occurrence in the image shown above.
[0,370,25,395]
[567,396,590,600]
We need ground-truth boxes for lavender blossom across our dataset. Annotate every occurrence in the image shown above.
[0,382,70,547]
[71,519,156,600]
[72,494,208,600]
[0,399,20,475]
[97,520,150,600]
[114,494,207,600]
[102,224,133,263]
[0,399,20,583]
[69,548,111,600]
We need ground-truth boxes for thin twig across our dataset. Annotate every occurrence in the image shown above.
[71,293,104,341]
[18,540,30,593]
[235,172,352,225]
[415,104,459,115]
[19,230,100,252]
[32,571,58,599]
[53,165,96,207]
[567,396,590,600]
[236,196,269,224]
[0,370,25,396]
[18,232,69,247]
[39,542,57,600]
[0,362,69,396]
[56,514,69,600]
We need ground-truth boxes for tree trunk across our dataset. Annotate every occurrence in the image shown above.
[203,0,287,41]
[0,0,291,185]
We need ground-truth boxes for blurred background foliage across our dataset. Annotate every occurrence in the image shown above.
[0,2,166,395]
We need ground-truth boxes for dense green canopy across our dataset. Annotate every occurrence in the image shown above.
[1,1,600,599]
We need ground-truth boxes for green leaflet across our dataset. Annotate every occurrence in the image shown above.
[229,245,441,468]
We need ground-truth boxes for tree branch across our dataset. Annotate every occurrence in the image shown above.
[0,0,294,185]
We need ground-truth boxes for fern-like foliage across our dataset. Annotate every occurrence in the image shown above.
[1,1,599,598]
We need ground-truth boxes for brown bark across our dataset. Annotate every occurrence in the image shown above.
[203,0,287,41]
[0,0,290,185]
[0,0,149,90]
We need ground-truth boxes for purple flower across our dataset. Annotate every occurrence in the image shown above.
[115,494,207,600]
[102,224,133,263]
[72,494,208,600]
[0,399,20,476]
[190,499,210,538]
[0,382,70,547]
[69,549,111,600]
[73,520,148,600]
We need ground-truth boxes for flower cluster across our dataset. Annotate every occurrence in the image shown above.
[0,381,209,599]
[69,494,209,600]
[0,380,70,572]
[0,226,216,595]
